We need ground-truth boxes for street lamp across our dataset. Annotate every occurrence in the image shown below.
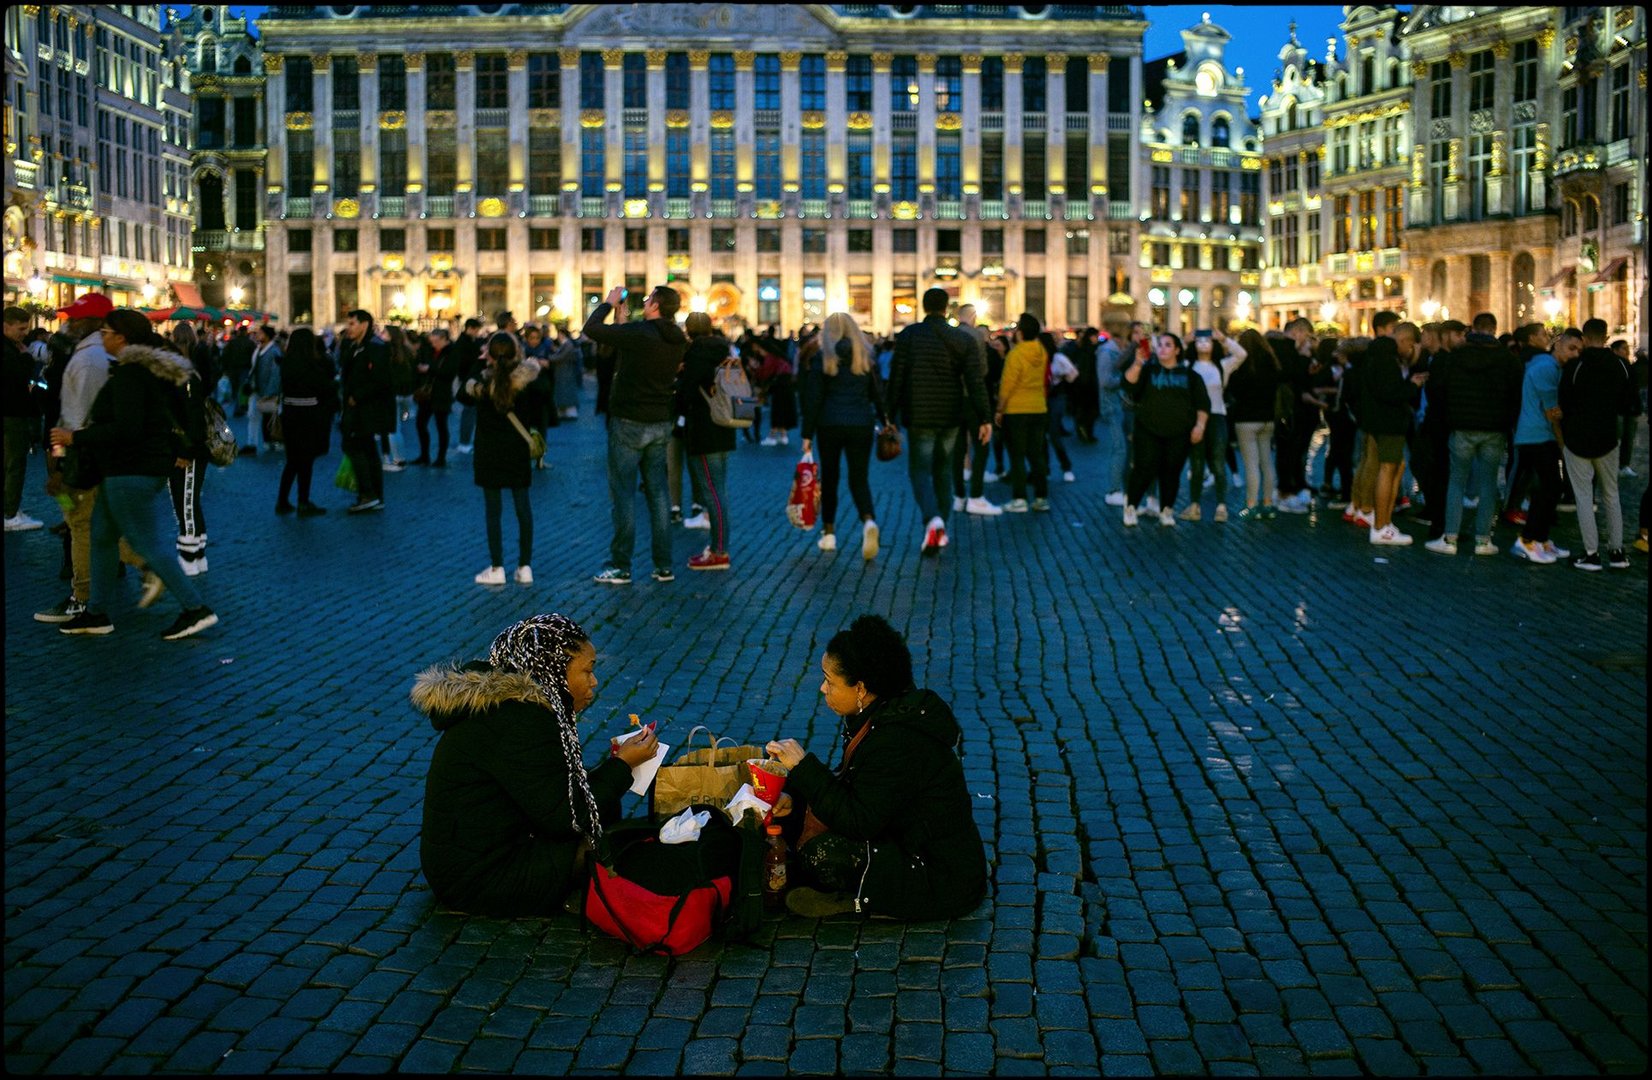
[1419,298,1440,321]
[141,281,157,304]
[1319,300,1338,323]
[26,274,46,298]
[1542,296,1563,322]
[229,286,245,306]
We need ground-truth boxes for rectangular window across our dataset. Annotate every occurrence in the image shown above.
[1024,228,1045,254]
[624,126,649,199]
[935,55,962,112]
[936,134,961,201]
[800,54,826,111]
[334,128,360,192]
[233,97,257,148]
[476,53,508,110]
[1562,85,1579,147]
[530,227,560,250]
[1022,55,1046,112]
[289,273,313,324]
[334,228,359,252]
[710,129,735,201]
[1281,215,1299,268]
[1179,168,1198,220]
[528,53,560,109]
[477,277,507,317]
[1064,137,1087,201]
[891,134,916,201]
[1067,275,1088,328]
[981,56,1004,111]
[981,134,1003,200]
[289,228,313,252]
[1609,63,1629,142]
[802,228,827,254]
[477,228,506,251]
[1240,172,1259,226]
[1024,276,1045,324]
[581,227,604,251]
[892,228,917,253]
[800,130,826,201]
[332,57,359,114]
[848,229,874,253]
[1358,189,1376,249]
[1428,140,1449,224]
[1066,227,1089,256]
[1023,140,1045,201]
[1467,132,1492,219]
[581,127,605,195]
[427,54,455,110]
[982,229,1004,256]
[666,128,690,199]
[1151,166,1171,220]
[530,128,561,196]
[1513,39,1538,102]
[379,129,407,196]
[427,227,455,251]
[286,56,313,112]
[711,228,736,251]
[1065,56,1088,114]
[427,128,458,196]
[665,53,690,110]
[1512,124,1537,215]
[754,131,780,201]
[1468,50,1494,112]
[667,227,690,253]
[622,53,647,109]
[759,276,780,325]
[378,227,406,251]
[1430,61,1452,120]
[708,53,735,111]
[198,96,225,149]
[847,133,872,201]
[754,54,780,111]
[235,168,257,229]
[579,53,605,110]
[1383,185,1403,248]
[891,55,917,113]
[1612,181,1630,225]
[1210,170,1231,223]
[1333,195,1351,252]
[846,55,873,112]
[378,53,406,111]
[288,129,313,190]
[475,129,508,197]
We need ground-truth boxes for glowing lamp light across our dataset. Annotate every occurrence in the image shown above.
[1148,288,1167,307]
[759,285,780,302]
[1542,296,1563,320]
[27,275,47,297]
[141,282,158,302]
[975,298,989,319]
[802,284,826,302]
[1319,301,1338,321]
[690,295,707,313]
[1419,298,1440,321]
[1178,288,1195,307]
[536,303,551,317]
[229,286,245,305]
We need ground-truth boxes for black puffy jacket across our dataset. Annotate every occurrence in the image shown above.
[73,344,193,477]
[884,315,990,430]
[1433,337,1522,433]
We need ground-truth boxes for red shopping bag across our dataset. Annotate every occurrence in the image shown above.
[786,452,819,530]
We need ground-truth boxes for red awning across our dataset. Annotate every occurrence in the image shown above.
[1540,266,1574,290]
[172,281,205,307]
[1590,256,1627,286]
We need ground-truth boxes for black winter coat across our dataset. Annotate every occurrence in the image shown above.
[1224,351,1283,424]
[279,344,338,459]
[73,344,192,477]
[457,360,545,489]
[3,336,36,419]
[339,335,396,436]
[413,660,633,916]
[678,335,739,456]
[885,315,990,430]
[1356,336,1412,436]
[1559,347,1637,459]
[583,304,689,424]
[415,340,461,411]
[1433,336,1522,434]
[784,688,987,920]
[799,338,885,439]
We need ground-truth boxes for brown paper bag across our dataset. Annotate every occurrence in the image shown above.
[650,725,766,819]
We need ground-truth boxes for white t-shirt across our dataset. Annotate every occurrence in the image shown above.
[1192,358,1227,416]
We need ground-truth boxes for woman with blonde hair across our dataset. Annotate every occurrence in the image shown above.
[800,311,887,559]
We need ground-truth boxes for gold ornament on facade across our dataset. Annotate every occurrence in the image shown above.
[528,108,559,126]
[1536,27,1556,49]
[404,52,424,71]
[733,51,755,70]
[263,55,284,74]
[1447,138,1461,181]
[285,111,313,130]
[1411,59,1428,77]
[1638,68,1647,90]
[1044,52,1065,69]
[382,254,405,272]
[961,54,982,74]
[508,50,527,70]
[665,110,690,128]
[1447,51,1466,69]
[916,54,937,73]
[826,51,848,72]
[313,54,332,73]
[602,48,624,68]
[872,52,893,71]
[779,52,801,71]
[559,47,580,67]
[935,112,962,131]
[379,110,406,130]
[710,110,734,129]
[1614,7,1635,28]
[1491,40,1511,59]
[431,254,454,273]
[800,111,825,130]
[1534,122,1549,169]
[1411,144,1425,185]
[1002,53,1024,74]
[478,197,506,218]
[452,50,473,69]
[580,109,605,128]
[1088,53,1110,71]
[1489,131,1505,177]
[1564,35,1578,55]
[335,198,360,219]
[358,51,377,71]
[847,112,873,130]
[647,50,667,69]
[689,50,710,67]
[427,110,456,127]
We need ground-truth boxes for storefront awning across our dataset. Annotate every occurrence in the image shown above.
[51,273,104,287]
[1540,266,1574,290]
[1590,256,1627,286]
[172,281,205,307]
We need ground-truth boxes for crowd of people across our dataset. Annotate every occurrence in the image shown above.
[6,285,1648,637]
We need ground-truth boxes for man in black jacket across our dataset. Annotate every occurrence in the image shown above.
[338,309,393,512]
[584,284,689,585]
[883,288,990,555]
[3,306,43,531]
[453,317,485,454]
[1559,318,1636,570]
[219,325,256,416]
[1426,312,1524,556]
[1356,313,1423,546]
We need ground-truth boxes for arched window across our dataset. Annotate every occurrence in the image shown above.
[1285,100,1297,129]
[1182,113,1200,145]
[233,55,251,75]
[1212,115,1230,147]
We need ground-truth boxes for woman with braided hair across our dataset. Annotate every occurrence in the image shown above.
[412,613,659,916]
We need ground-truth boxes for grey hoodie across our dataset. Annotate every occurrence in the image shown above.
[59,332,115,431]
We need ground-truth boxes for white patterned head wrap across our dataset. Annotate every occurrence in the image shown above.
[488,613,603,847]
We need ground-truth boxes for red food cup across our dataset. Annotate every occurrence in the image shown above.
[746,758,789,805]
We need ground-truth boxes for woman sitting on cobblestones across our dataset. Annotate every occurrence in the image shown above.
[765,614,987,919]
[412,614,659,917]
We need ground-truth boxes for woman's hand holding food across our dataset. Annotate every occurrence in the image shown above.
[765,739,806,769]
[769,792,794,818]
[611,728,659,768]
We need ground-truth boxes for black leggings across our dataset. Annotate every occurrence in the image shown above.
[484,486,533,568]
[816,425,874,529]
[280,453,319,506]
[416,400,450,462]
[1127,429,1191,507]
[1003,413,1049,500]
[1518,442,1562,544]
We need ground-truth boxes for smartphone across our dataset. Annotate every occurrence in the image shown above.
[1196,329,1213,340]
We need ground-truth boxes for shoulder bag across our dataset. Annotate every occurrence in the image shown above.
[505,409,547,464]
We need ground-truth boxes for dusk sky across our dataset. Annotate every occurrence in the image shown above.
[177,4,1373,114]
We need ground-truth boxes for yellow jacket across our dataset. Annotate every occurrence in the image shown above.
[997,341,1048,415]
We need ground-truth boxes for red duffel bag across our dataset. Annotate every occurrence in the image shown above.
[786,452,819,530]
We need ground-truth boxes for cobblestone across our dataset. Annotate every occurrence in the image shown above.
[3,399,1646,1074]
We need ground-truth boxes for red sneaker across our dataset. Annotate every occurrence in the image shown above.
[921,525,943,556]
[1502,510,1527,526]
[687,548,731,572]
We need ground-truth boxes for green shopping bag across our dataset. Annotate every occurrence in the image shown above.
[333,456,357,493]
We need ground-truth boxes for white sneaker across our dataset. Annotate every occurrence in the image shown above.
[1062,471,1075,483]
[1462,496,1479,509]
[817,533,837,552]
[514,565,534,584]
[4,512,44,531]
[1122,505,1139,527]
[1543,541,1570,560]
[1203,474,1215,489]
[1472,537,1498,556]
[1278,495,1309,514]
[1512,539,1556,564]
[178,555,206,577]
[1159,507,1176,528]
[983,471,1000,484]
[952,496,966,512]
[1621,466,1639,479]
[760,435,781,447]
[1370,524,1414,546]
[1104,491,1127,507]
[861,520,879,560]
[1425,536,1458,556]
[778,432,789,445]
[1002,498,1029,513]
[382,458,405,473]
[454,444,473,454]
[1142,496,1160,515]
[966,496,1003,516]
[474,565,506,585]
[682,512,711,530]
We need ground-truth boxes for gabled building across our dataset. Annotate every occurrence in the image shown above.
[1137,13,1264,337]
[1257,23,1328,330]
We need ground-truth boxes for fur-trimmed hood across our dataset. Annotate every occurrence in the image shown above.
[115,343,194,387]
[410,661,553,731]
[464,357,541,398]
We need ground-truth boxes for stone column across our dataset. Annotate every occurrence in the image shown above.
[780,219,802,330]
[357,52,378,207]
[508,50,528,212]
[825,51,847,213]
[312,54,333,199]
[263,55,285,214]
[1003,54,1024,216]
[1488,254,1511,328]
[689,51,710,216]
[780,51,801,216]
[872,225,893,334]
[1089,53,1109,214]
[916,54,937,214]
[646,50,666,214]
[603,49,623,214]
[871,52,892,215]
[734,51,755,216]
[1046,52,1066,213]
[405,52,427,204]
[560,48,580,204]
[1129,55,1144,217]
[961,54,981,218]
[1444,253,1470,321]
[455,50,476,211]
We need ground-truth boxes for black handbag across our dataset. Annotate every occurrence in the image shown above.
[876,424,903,462]
[59,445,101,490]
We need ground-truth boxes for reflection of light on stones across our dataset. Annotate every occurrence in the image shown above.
[1218,606,1243,632]
[1294,604,1309,631]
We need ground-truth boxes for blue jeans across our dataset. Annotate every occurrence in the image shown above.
[1098,397,1129,493]
[906,426,959,526]
[687,451,730,554]
[90,474,205,615]
[607,417,673,571]
[1444,430,1507,539]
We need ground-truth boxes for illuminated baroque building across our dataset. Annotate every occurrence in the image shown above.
[3,4,195,312]
[254,4,1149,335]
[168,3,268,312]
[1137,14,1265,339]
[1256,24,1327,330]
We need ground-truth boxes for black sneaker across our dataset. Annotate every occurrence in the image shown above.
[651,567,676,583]
[592,567,632,585]
[59,611,113,635]
[275,501,296,515]
[1571,552,1603,572]
[347,498,384,514]
[296,502,327,516]
[670,505,683,524]
[161,607,219,640]
[35,595,86,623]
[1606,549,1630,569]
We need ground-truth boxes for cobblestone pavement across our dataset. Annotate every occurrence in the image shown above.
[5,385,1647,1075]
